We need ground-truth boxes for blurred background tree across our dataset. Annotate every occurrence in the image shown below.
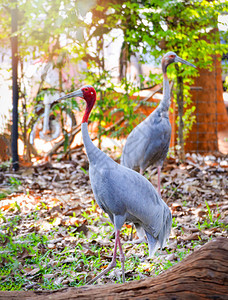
[0,0,227,162]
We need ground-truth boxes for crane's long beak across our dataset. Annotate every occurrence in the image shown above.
[175,56,196,68]
[55,89,84,102]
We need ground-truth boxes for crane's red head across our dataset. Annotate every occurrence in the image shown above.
[81,85,97,104]
[162,51,196,73]
[80,85,96,123]
[54,85,96,123]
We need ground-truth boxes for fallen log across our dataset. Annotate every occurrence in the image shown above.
[1,237,227,300]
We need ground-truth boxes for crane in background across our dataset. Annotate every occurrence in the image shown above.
[121,52,196,195]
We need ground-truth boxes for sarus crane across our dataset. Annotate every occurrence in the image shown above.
[121,51,196,195]
[54,85,172,284]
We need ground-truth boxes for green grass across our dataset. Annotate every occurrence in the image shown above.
[1,197,224,291]
[0,174,22,200]
[0,219,210,291]
[0,210,181,290]
[0,212,121,290]
[8,177,21,186]
[197,200,228,231]
[0,192,8,200]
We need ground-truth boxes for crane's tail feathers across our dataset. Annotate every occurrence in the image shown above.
[158,207,172,249]
[145,232,159,258]
[145,207,172,258]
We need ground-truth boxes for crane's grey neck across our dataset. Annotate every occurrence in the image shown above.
[162,63,167,74]
[81,122,103,164]
[158,73,171,113]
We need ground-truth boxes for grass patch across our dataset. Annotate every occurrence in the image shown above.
[197,200,228,231]
[0,210,193,291]
[0,190,226,291]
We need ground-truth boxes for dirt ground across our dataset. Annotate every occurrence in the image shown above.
[0,150,227,290]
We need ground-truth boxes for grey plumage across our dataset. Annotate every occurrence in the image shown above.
[82,122,171,257]
[54,85,172,284]
[121,52,196,193]
[120,98,171,172]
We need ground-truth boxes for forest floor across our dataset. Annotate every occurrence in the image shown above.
[0,150,227,291]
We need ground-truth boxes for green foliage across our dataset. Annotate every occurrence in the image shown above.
[108,0,228,154]
[0,192,7,200]
[86,69,141,140]
[1,0,228,157]
[172,217,178,228]
[8,177,21,186]
[197,201,228,230]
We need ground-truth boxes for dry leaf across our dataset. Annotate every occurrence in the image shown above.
[183,233,201,241]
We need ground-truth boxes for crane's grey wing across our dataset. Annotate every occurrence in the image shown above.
[111,165,172,248]
[141,114,171,170]
[121,111,171,171]
[90,161,171,240]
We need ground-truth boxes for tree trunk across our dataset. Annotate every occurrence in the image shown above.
[185,55,228,154]
[0,135,11,162]
[11,1,19,171]
[0,237,227,300]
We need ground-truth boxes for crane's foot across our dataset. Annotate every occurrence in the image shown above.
[87,229,126,285]
[86,260,117,285]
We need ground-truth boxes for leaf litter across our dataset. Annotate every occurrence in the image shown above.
[0,149,227,290]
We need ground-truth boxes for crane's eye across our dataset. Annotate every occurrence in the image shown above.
[84,87,88,91]
[169,55,175,59]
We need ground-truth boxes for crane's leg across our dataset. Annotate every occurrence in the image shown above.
[87,230,120,285]
[157,165,161,196]
[117,234,125,283]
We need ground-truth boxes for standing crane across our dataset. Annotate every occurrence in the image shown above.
[54,85,172,284]
[121,52,196,195]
